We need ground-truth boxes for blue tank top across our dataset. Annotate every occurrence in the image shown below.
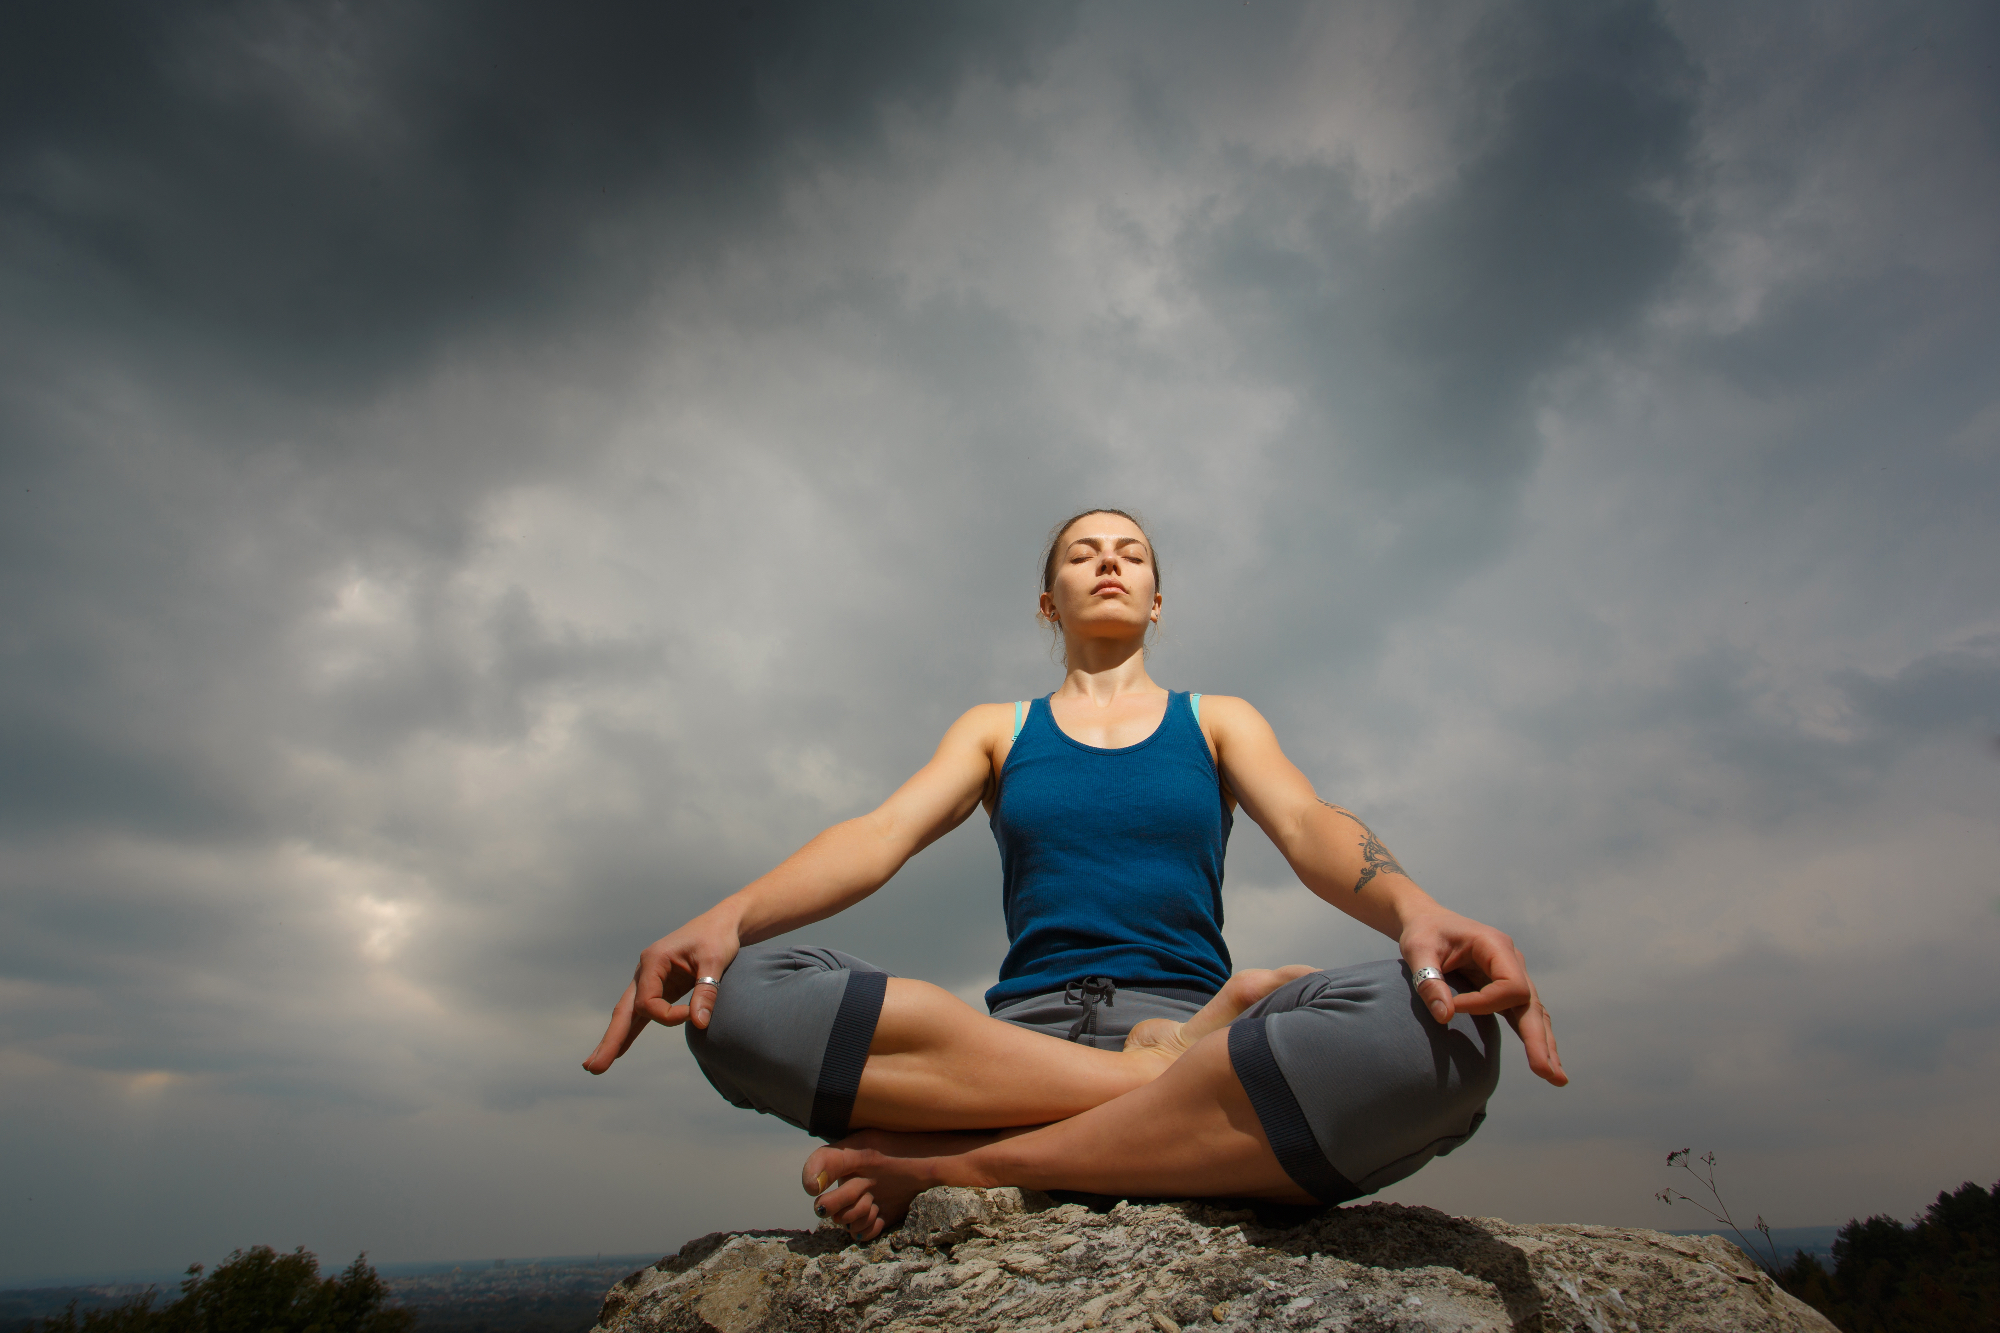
[985,691,1234,1008]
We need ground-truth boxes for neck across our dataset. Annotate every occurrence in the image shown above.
[1057,636,1159,705]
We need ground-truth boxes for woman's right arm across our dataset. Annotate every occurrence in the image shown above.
[582,703,1009,1074]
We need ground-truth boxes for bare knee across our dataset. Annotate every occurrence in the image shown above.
[868,977,984,1055]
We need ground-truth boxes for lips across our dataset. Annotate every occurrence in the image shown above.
[1092,580,1127,595]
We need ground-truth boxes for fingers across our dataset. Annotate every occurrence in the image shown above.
[1455,930,1568,1086]
[1441,972,1533,1017]
[1400,946,1460,1025]
[582,982,647,1075]
[684,974,720,1028]
[637,943,736,1029]
[589,941,724,1079]
[1415,971,1456,1024]
[1401,916,1568,1084]
[635,946,681,1026]
[587,925,741,1079]
[1507,999,1570,1087]
[1415,927,1530,1019]
[684,942,738,1027]
[1427,971,1571,1087]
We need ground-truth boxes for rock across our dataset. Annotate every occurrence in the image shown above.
[593,1187,1837,1333]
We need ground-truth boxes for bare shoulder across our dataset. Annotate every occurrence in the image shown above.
[938,701,1018,753]
[962,700,1020,728]
[1197,694,1276,737]
[1199,696,1296,774]
[1198,696,1313,813]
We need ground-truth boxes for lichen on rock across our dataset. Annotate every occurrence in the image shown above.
[593,1186,1836,1333]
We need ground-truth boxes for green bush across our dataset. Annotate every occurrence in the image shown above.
[1777,1180,1999,1332]
[35,1248,414,1333]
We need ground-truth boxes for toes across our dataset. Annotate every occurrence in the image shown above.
[1228,964,1316,1004]
[803,1145,868,1199]
[837,1197,880,1238]
[802,1148,840,1196]
[815,1174,873,1219]
[821,1183,878,1237]
[1219,976,1262,1009]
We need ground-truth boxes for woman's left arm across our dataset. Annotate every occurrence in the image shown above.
[1205,696,1568,1087]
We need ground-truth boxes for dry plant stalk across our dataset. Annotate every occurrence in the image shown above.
[1656,1148,1784,1273]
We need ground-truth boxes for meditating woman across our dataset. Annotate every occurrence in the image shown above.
[584,509,1565,1240]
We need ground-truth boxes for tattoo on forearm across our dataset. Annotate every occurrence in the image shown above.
[1317,800,1409,893]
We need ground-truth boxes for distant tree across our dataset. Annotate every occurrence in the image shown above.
[1776,1179,1999,1332]
[34,1247,414,1333]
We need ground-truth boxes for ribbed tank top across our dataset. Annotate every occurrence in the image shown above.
[985,691,1234,1009]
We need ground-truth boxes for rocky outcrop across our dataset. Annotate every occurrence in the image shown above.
[593,1186,1837,1333]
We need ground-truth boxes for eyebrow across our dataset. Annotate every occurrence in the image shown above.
[1065,534,1149,551]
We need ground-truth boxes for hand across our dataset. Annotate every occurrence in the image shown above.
[581,913,741,1075]
[1399,906,1567,1087]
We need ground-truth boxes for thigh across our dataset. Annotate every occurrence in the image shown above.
[1234,959,1501,1200]
[686,944,893,1136]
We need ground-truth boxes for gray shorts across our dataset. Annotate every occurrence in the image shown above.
[685,944,1499,1204]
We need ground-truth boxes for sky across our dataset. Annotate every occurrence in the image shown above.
[2,0,1997,1288]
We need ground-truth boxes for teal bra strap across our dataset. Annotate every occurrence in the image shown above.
[1014,700,1026,738]
[1190,692,1203,723]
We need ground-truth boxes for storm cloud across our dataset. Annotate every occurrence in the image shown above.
[2,0,1996,1284]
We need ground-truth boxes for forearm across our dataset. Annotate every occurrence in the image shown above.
[706,814,912,945]
[1283,802,1444,938]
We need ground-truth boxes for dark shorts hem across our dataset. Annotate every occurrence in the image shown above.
[807,969,888,1141]
[1228,1015,1363,1205]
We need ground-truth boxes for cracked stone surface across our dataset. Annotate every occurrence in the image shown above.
[591,1186,1837,1333]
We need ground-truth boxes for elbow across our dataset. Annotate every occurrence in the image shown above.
[848,812,920,880]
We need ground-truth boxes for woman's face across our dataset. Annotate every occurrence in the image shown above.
[1041,513,1160,642]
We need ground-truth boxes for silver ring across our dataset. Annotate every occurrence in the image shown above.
[698,976,719,986]
[1411,967,1444,986]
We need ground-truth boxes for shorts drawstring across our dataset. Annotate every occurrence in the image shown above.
[1063,976,1118,1043]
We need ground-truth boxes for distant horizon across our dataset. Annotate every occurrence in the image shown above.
[2,1225,1861,1293]
[1,1251,670,1295]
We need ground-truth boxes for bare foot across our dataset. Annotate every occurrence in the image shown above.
[803,1129,1006,1241]
[1122,965,1319,1070]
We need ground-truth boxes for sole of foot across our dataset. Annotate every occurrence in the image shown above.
[1122,964,1318,1065]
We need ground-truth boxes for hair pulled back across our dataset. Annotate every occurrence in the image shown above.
[1038,508,1162,655]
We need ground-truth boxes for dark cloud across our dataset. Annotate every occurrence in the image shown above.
[1841,642,2000,741]
[1139,1,1701,720]
[1191,1,1694,490]
[1,0,1078,396]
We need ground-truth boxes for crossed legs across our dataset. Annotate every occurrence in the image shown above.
[688,951,1499,1241]
[818,966,1319,1238]
[811,1025,1315,1238]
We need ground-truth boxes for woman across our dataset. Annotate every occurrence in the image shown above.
[584,509,1566,1241]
